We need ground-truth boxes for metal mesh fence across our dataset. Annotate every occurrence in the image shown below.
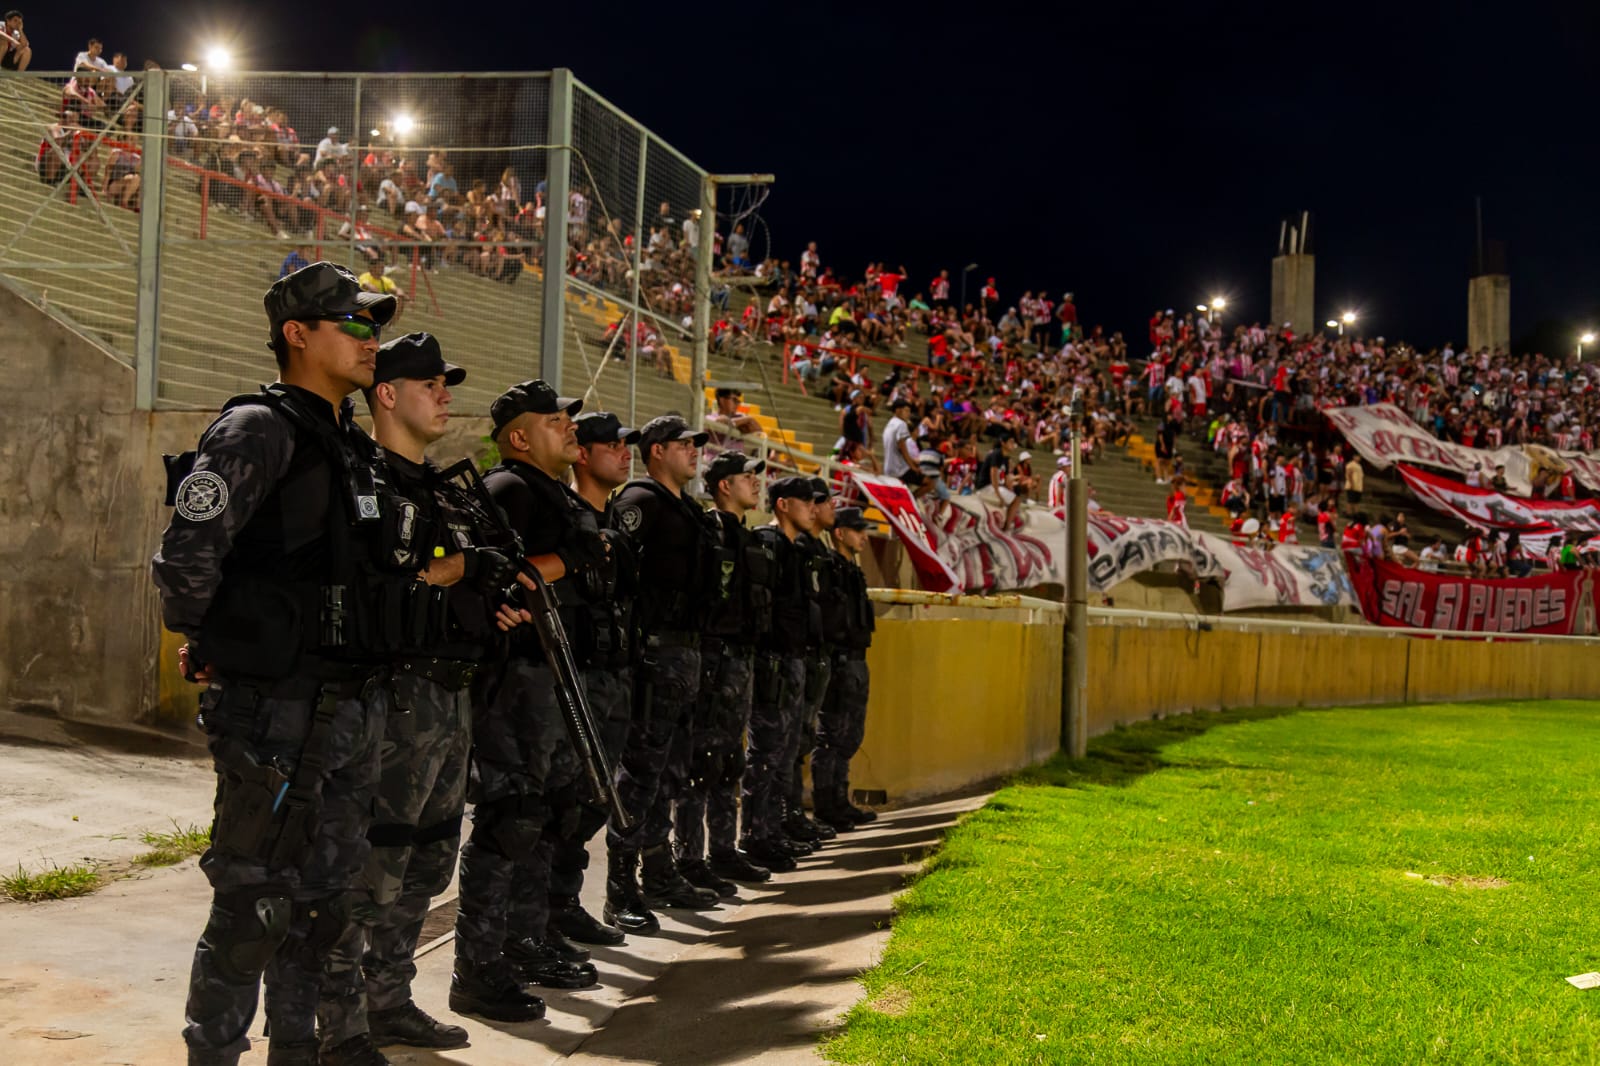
[0,70,148,364]
[153,71,555,412]
[0,68,720,422]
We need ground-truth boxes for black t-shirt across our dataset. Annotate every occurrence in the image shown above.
[975,446,1009,492]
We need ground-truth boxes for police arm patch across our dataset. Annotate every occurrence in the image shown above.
[175,470,230,522]
[617,503,644,534]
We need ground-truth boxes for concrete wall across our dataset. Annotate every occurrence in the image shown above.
[1270,254,1315,336]
[0,283,501,730]
[852,611,1600,803]
[1468,274,1511,352]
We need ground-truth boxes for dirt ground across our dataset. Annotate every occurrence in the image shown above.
[0,714,982,1065]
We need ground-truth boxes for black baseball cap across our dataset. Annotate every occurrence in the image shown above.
[808,476,832,503]
[490,379,583,434]
[638,414,709,454]
[575,411,641,447]
[768,475,818,509]
[705,452,765,490]
[374,332,464,386]
[263,261,397,340]
[833,506,870,531]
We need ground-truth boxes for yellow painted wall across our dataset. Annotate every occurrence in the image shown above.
[854,617,1062,803]
[855,615,1600,803]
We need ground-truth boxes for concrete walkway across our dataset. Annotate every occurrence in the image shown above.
[0,724,983,1065]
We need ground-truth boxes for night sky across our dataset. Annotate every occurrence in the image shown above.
[30,1,1600,351]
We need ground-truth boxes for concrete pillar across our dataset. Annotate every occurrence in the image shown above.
[1270,254,1315,336]
[1467,274,1510,353]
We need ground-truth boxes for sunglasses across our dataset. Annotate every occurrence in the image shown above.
[320,314,384,342]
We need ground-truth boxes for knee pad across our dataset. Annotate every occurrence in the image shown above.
[296,894,351,954]
[205,890,291,982]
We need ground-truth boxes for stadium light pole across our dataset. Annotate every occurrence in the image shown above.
[960,262,978,310]
[691,171,775,430]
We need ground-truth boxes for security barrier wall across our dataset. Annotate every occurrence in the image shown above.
[853,603,1600,803]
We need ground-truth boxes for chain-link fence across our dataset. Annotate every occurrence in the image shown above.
[0,68,713,420]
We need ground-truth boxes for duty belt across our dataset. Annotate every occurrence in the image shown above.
[395,656,478,692]
[643,629,699,650]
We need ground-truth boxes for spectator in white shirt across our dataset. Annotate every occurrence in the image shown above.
[882,398,916,480]
[73,38,115,73]
[314,126,348,169]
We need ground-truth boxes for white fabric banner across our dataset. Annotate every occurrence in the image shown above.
[1325,403,1600,494]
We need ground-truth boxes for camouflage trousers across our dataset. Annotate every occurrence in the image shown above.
[548,667,634,903]
[454,657,567,967]
[740,652,806,846]
[607,640,700,856]
[675,642,755,859]
[786,650,834,815]
[317,671,471,1048]
[812,655,869,804]
[182,672,386,1065]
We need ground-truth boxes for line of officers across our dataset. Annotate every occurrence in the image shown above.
[150,263,877,1066]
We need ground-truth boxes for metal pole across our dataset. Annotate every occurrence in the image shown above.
[690,172,715,429]
[346,76,362,270]
[540,68,575,390]
[1062,388,1088,757]
[133,70,169,411]
[627,128,648,425]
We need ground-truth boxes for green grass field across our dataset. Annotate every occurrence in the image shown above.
[827,701,1600,1065]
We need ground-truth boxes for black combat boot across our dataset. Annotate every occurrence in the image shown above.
[641,845,720,909]
[603,849,662,935]
[505,936,598,989]
[550,893,625,945]
[541,926,591,963]
[842,783,878,824]
[739,837,799,872]
[782,812,823,844]
[367,1000,469,1049]
[318,1034,391,1065]
[448,957,545,1022]
[709,847,772,883]
[678,856,738,897]
[264,1041,320,1066]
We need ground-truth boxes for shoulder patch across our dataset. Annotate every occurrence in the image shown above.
[617,503,644,534]
[175,470,229,522]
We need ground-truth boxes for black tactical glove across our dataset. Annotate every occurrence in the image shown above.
[460,547,517,593]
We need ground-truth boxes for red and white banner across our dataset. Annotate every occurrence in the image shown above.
[1395,464,1600,536]
[1324,403,1536,492]
[1326,403,1600,494]
[850,473,961,592]
[854,471,1354,609]
[1346,552,1598,635]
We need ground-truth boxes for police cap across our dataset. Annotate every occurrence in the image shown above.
[490,380,583,434]
[807,476,831,502]
[264,261,397,336]
[575,411,641,447]
[638,414,709,455]
[767,475,817,509]
[374,332,465,386]
[704,452,765,491]
[833,506,871,531]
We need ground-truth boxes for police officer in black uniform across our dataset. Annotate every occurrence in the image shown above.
[812,505,879,830]
[316,334,524,1064]
[739,476,826,870]
[674,452,775,893]
[786,478,839,847]
[152,262,402,1066]
[542,411,643,944]
[450,380,602,1022]
[605,415,721,931]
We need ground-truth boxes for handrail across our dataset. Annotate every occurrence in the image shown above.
[784,339,965,387]
[1087,605,1600,644]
